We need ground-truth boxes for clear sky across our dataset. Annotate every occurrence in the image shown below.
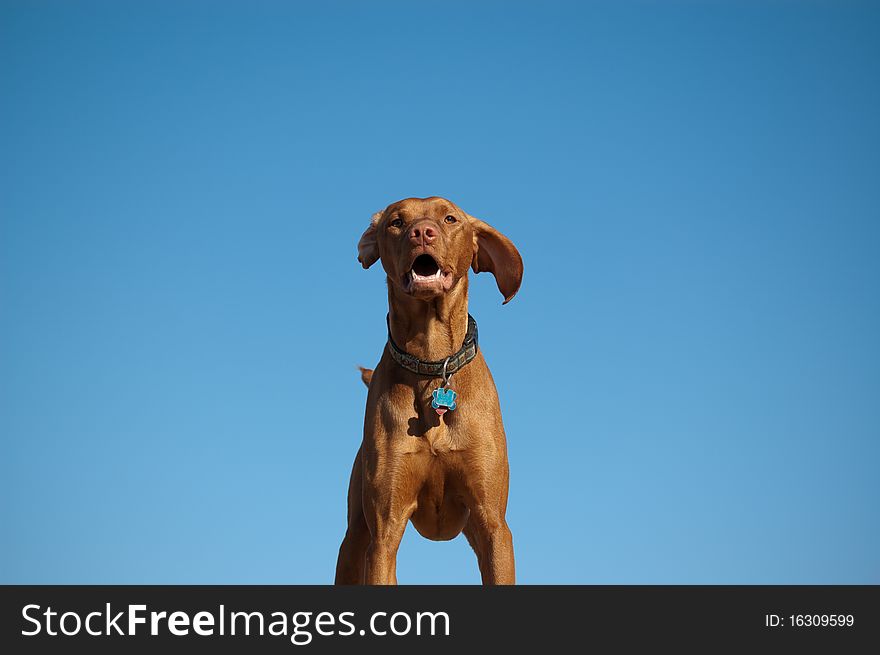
[2,1,878,584]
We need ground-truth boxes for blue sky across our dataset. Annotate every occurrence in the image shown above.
[2,1,878,583]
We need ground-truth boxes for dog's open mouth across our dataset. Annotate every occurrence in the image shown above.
[404,254,452,294]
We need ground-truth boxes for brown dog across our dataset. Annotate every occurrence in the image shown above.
[335,196,523,585]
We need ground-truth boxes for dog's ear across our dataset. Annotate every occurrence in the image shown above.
[357,211,383,269]
[467,214,523,304]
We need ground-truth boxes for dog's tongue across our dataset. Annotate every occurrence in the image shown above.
[435,408,447,416]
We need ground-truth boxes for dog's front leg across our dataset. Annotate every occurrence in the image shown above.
[361,459,418,585]
[362,498,414,585]
[464,508,516,585]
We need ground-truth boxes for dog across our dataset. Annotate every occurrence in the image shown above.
[335,196,523,585]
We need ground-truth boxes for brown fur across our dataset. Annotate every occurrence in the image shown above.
[358,366,373,388]
[335,196,523,585]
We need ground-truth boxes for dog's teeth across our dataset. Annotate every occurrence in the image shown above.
[408,268,442,282]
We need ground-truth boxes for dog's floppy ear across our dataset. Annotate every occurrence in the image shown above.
[467,214,523,304]
[357,211,383,269]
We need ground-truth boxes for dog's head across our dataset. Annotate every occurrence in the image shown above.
[357,197,523,303]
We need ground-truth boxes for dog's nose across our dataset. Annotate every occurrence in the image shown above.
[408,221,437,246]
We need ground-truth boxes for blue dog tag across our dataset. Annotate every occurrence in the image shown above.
[431,387,457,415]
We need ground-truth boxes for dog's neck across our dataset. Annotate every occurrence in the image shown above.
[386,276,470,362]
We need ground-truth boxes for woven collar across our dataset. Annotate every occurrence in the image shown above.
[386,314,479,377]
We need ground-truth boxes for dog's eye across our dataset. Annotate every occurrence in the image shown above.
[389,218,404,228]
[444,215,457,224]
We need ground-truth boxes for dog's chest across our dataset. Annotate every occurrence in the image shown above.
[422,421,462,456]
[373,361,493,456]
[377,388,469,455]
[405,405,464,455]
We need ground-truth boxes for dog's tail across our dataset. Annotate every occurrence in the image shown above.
[358,366,373,388]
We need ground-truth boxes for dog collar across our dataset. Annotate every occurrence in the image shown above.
[386,314,479,378]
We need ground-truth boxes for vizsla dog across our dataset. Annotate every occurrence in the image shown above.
[335,196,523,585]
